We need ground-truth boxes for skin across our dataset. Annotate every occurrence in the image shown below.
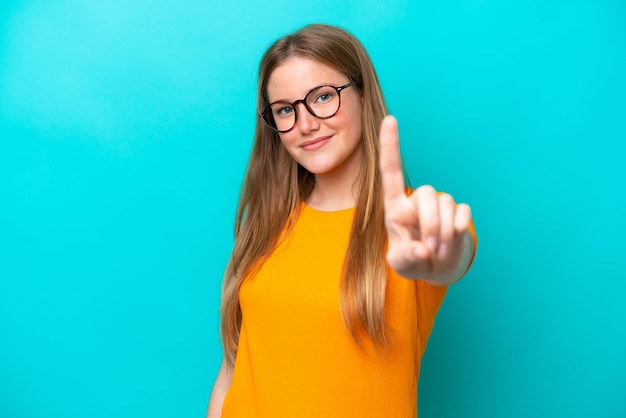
[379,116,474,285]
[266,57,364,211]
[207,57,474,417]
[206,359,232,418]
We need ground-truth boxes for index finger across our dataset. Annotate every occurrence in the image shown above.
[379,115,406,201]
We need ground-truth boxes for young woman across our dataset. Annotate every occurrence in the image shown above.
[207,24,476,418]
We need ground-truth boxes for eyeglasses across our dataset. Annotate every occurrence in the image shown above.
[259,82,354,133]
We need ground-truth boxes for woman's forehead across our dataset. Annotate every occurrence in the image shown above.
[266,57,347,102]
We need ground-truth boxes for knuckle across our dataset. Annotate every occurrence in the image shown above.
[438,225,453,242]
[422,221,440,238]
[457,203,472,217]
[438,193,454,206]
[416,185,436,197]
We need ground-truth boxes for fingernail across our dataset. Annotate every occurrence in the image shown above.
[438,243,448,258]
[426,237,437,253]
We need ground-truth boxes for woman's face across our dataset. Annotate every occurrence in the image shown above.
[266,57,363,178]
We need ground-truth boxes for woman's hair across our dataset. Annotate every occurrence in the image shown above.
[220,24,390,367]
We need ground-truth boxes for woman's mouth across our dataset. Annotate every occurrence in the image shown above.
[300,135,332,151]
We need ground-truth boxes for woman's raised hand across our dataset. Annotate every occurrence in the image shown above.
[378,116,473,284]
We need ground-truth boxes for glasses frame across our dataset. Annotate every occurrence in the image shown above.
[259,82,354,133]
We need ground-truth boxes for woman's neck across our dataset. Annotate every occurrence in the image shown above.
[306,151,361,212]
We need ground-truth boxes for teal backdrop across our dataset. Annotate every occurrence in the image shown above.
[1,1,624,417]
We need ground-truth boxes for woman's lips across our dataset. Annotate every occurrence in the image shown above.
[300,135,332,151]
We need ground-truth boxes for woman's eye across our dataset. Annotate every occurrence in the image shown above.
[275,106,294,117]
[315,93,334,103]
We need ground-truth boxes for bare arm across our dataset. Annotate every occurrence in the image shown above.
[206,358,233,418]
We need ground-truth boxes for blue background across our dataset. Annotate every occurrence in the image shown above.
[1,1,624,417]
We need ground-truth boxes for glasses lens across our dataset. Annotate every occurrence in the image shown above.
[268,102,296,132]
[262,85,343,132]
[306,86,340,118]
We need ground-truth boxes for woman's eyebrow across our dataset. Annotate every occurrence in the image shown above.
[269,82,341,103]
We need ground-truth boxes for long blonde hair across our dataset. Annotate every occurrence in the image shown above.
[220,24,390,367]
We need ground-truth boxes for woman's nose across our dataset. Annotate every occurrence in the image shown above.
[295,103,320,134]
